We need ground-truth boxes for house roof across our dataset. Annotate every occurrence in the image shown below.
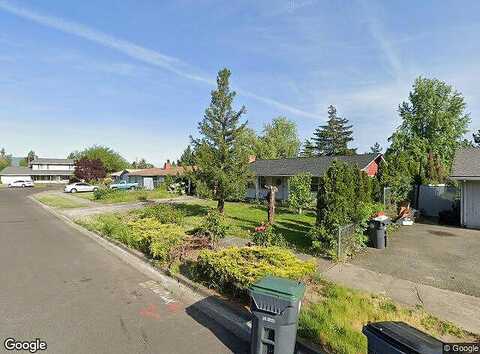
[0,166,73,176]
[110,169,141,177]
[451,148,480,179]
[250,153,382,177]
[30,158,74,165]
[128,166,192,177]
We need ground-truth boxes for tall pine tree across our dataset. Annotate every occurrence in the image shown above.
[474,130,480,147]
[312,105,355,156]
[191,68,251,213]
[370,142,382,154]
[300,138,316,157]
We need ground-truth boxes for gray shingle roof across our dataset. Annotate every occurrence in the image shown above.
[250,153,381,177]
[30,158,74,165]
[0,166,73,176]
[451,148,480,179]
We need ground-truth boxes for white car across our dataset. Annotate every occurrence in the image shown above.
[64,182,99,193]
[8,180,34,188]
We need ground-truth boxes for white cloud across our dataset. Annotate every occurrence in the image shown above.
[0,0,319,120]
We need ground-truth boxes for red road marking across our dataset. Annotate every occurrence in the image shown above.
[139,304,161,320]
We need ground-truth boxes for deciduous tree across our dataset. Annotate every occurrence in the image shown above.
[69,145,129,173]
[74,158,107,181]
[288,172,314,214]
[256,117,300,159]
[388,77,470,184]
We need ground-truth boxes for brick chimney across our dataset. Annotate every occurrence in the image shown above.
[163,159,172,170]
[248,155,256,163]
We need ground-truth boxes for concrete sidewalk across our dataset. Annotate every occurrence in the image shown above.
[322,263,480,334]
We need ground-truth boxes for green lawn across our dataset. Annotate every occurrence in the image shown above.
[299,277,474,354]
[75,188,172,204]
[176,199,316,250]
[35,194,87,209]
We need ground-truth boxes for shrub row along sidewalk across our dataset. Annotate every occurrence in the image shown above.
[72,202,477,354]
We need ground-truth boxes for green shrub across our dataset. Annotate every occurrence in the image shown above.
[127,217,163,254]
[197,209,228,244]
[90,214,131,245]
[137,204,185,225]
[251,224,288,247]
[149,224,185,263]
[288,172,314,214]
[93,188,117,200]
[194,246,316,296]
[137,192,148,201]
[307,225,337,257]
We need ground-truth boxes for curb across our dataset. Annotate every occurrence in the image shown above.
[29,195,325,354]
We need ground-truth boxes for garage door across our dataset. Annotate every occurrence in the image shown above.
[464,181,480,229]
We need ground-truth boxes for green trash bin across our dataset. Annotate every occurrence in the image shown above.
[249,276,306,354]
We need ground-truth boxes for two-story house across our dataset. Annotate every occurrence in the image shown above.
[0,158,75,184]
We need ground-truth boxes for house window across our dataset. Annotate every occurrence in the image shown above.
[311,177,319,192]
[259,176,267,188]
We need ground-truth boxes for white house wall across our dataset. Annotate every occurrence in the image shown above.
[1,175,32,184]
[31,164,75,171]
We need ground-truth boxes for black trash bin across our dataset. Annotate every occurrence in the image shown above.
[368,217,390,249]
[249,276,305,354]
[363,321,443,354]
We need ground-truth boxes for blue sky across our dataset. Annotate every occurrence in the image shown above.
[1,0,479,165]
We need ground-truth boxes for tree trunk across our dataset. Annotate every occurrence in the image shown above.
[217,199,225,214]
[266,185,278,224]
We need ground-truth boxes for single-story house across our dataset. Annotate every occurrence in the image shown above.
[247,153,383,201]
[450,147,480,229]
[111,161,192,190]
[0,158,75,184]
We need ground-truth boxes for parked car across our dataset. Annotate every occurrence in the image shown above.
[8,180,34,188]
[64,182,99,193]
[109,180,139,190]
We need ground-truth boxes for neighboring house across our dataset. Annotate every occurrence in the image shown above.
[247,153,383,201]
[111,161,192,190]
[450,147,480,229]
[0,158,74,184]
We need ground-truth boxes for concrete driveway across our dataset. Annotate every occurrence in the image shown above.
[352,222,480,297]
[0,188,247,353]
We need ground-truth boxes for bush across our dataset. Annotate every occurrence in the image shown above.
[137,192,148,201]
[149,224,185,263]
[196,209,228,244]
[93,188,117,200]
[288,172,314,214]
[137,204,185,225]
[194,246,316,296]
[251,224,288,247]
[127,217,161,253]
[313,161,384,257]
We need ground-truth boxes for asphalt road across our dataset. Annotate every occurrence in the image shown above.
[0,188,247,354]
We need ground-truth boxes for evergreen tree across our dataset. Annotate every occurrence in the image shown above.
[300,139,316,157]
[370,142,383,154]
[191,68,251,213]
[312,105,355,156]
[178,145,195,166]
[474,130,480,147]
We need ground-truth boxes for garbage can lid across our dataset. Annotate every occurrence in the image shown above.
[362,321,443,353]
[249,276,305,301]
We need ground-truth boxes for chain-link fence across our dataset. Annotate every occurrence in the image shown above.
[336,223,357,260]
